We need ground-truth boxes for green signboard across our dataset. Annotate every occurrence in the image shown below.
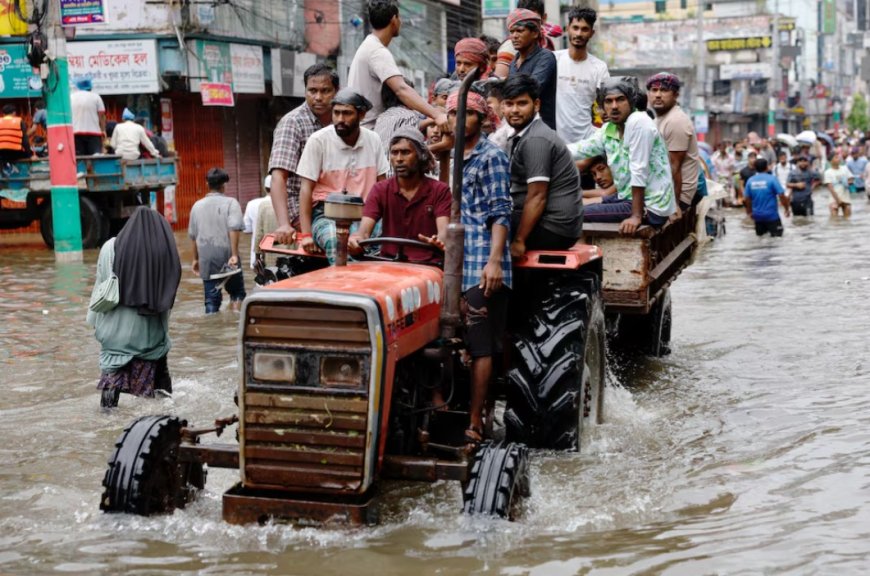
[822,0,836,34]
[0,44,41,99]
[483,0,513,18]
[187,39,232,92]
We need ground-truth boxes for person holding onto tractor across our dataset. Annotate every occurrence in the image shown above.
[295,89,390,264]
[349,127,451,264]
[446,89,513,446]
[501,74,583,258]
[570,76,676,234]
[269,63,339,246]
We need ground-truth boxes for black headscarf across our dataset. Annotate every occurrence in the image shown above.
[113,207,181,315]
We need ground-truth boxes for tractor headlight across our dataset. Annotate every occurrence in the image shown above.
[320,356,362,388]
[252,351,296,383]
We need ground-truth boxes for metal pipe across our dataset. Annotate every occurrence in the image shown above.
[441,67,482,338]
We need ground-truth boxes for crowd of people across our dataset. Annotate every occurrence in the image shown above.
[89,0,860,426]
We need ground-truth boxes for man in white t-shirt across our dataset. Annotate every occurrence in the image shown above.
[70,77,106,155]
[296,89,390,264]
[347,0,447,133]
[554,7,608,190]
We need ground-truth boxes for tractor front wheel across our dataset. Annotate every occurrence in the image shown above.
[100,415,204,515]
[462,441,530,520]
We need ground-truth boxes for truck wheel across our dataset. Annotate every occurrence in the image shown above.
[462,441,530,520]
[504,273,602,450]
[40,196,105,249]
[646,288,672,357]
[579,291,606,446]
[100,415,204,515]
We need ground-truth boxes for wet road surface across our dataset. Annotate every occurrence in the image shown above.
[2,197,870,575]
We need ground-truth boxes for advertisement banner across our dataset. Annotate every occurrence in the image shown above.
[482,0,513,18]
[160,98,174,151]
[229,44,264,94]
[719,62,771,80]
[0,45,41,99]
[60,0,107,26]
[201,82,234,106]
[188,40,232,92]
[67,40,159,94]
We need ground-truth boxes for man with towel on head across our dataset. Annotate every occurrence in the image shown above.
[505,7,557,130]
[295,88,390,264]
[453,37,491,81]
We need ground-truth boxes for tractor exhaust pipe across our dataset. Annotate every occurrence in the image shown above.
[440,67,481,339]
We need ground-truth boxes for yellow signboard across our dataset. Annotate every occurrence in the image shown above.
[0,1,28,36]
[707,36,773,52]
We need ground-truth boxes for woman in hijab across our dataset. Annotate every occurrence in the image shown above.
[87,207,182,408]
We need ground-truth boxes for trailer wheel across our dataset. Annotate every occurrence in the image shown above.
[642,288,672,357]
[579,291,606,443]
[504,273,603,450]
[100,415,204,515]
[462,441,530,520]
[40,196,105,249]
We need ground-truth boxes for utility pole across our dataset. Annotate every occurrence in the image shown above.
[45,0,82,262]
[695,0,706,141]
[769,0,780,138]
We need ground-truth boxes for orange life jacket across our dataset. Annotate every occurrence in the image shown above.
[0,115,23,151]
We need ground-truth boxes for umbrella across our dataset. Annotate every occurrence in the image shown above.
[815,131,835,150]
[776,133,798,149]
[795,130,817,144]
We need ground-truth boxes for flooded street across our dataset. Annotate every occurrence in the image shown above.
[3,201,870,575]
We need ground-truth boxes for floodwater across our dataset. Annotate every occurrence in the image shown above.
[2,196,870,575]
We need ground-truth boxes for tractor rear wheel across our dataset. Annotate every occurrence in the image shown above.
[40,196,106,249]
[504,272,604,450]
[100,415,204,515]
[462,441,530,520]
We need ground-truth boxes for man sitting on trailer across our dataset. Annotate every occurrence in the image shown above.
[501,74,583,258]
[349,127,451,264]
[582,155,616,204]
[570,76,676,234]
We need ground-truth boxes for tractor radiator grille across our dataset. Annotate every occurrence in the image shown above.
[242,302,372,493]
[243,391,369,493]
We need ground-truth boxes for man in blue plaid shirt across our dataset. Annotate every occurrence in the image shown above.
[445,90,512,446]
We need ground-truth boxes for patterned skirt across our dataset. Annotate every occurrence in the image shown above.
[96,355,172,397]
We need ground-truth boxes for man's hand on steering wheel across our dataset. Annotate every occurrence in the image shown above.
[348,234,364,255]
[417,234,445,251]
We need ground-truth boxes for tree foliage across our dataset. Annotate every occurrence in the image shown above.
[847,93,869,133]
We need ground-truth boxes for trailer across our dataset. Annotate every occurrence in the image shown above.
[0,155,177,248]
[582,207,698,356]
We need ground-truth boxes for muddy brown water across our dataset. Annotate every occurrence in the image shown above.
[2,199,870,575]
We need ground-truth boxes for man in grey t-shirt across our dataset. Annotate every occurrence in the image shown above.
[188,167,246,314]
[502,75,582,259]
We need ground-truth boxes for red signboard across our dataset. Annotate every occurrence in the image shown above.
[200,82,234,107]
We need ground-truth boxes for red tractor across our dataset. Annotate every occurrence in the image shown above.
[99,71,606,524]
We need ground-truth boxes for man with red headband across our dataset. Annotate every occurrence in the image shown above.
[505,7,557,131]
[647,71,701,211]
[445,89,512,447]
[454,37,490,80]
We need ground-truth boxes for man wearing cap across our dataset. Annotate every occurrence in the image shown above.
[349,127,451,264]
[505,7,557,131]
[501,74,582,257]
[296,89,390,264]
[110,108,160,161]
[446,88,512,445]
[571,76,676,233]
[431,78,459,108]
[453,37,491,81]
[188,167,246,314]
[348,0,448,133]
[647,72,701,211]
[70,77,106,155]
[270,64,338,245]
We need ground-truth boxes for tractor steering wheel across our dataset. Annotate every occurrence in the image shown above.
[356,237,443,266]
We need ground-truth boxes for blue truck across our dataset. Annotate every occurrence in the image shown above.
[0,155,177,248]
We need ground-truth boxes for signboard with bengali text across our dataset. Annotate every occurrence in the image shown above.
[229,44,264,94]
[201,82,234,106]
[707,36,772,52]
[60,0,106,26]
[67,40,159,94]
[0,45,41,99]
